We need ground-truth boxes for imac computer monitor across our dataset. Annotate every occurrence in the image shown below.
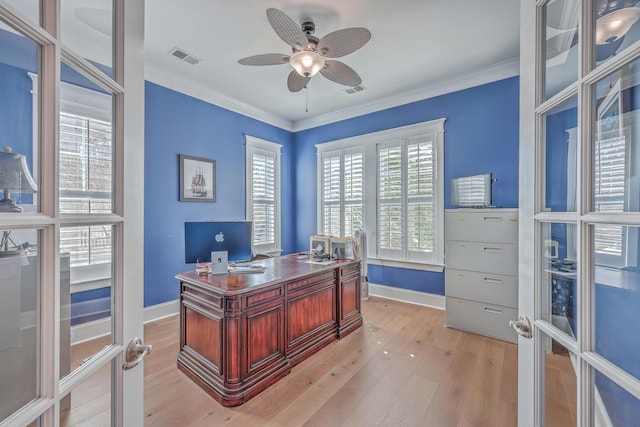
[184,220,253,264]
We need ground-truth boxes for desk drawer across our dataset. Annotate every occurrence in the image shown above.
[446,241,517,276]
[446,210,518,243]
[446,268,517,307]
[445,297,517,343]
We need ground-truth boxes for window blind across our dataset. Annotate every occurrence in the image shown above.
[594,136,626,256]
[59,112,113,267]
[378,136,436,262]
[320,150,364,237]
[251,151,276,247]
[245,136,281,255]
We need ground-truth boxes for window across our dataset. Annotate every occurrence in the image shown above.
[31,76,113,268]
[317,119,445,270]
[245,135,281,255]
[594,135,626,258]
[378,135,436,263]
[320,148,364,237]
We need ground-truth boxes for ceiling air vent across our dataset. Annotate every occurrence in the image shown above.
[169,47,201,65]
[344,85,366,94]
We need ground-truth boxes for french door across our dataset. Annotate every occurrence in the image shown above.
[519,0,640,425]
[0,1,145,426]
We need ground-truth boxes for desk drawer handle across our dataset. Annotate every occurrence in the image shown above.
[484,307,503,315]
[483,216,503,222]
[483,247,502,253]
[483,277,502,284]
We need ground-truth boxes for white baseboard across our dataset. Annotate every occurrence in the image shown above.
[71,300,180,345]
[143,299,180,323]
[368,283,445,310]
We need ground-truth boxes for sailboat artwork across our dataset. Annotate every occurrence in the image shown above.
[191,166,208,197]
[179,154,216,202]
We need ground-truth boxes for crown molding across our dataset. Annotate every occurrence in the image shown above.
[292,58,520,131]
[145,58,519,134]
[144,66,295,131]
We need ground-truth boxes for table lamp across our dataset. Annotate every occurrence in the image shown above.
[0,146,37,255]
[0,146,37,213]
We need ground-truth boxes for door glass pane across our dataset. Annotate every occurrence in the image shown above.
[0,20,40,214]
[60,361,112,426]
[61,224,113,375]
[61,0,113,78]
[542,222,578,338]
[4,1,39,25]
[0,229,40,422]
[542,334,577,426]
[595,3,640,68]
[544,0,579,100]
[593,368,640,427]
[59,63,114,214]
[593,62,640,214]
[592,224,640,380]
[544,96,578,212]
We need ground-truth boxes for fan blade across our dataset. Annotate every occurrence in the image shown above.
[238,53,290,66]
[317,28,371,58]
[320,60,362,87]
[266,8,308,50]
[287,70,310,92]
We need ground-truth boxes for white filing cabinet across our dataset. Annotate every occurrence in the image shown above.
[445,208,518,343]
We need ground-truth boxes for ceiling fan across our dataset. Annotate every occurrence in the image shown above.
[238,8,371,92]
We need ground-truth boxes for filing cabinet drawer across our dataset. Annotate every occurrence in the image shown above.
[445,241,518,276]
[446,209,518,243]
[445,297,517,344]
[445,268,517,308]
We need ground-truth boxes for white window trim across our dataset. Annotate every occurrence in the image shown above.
[245,135,282,256]
[316,119,446,271]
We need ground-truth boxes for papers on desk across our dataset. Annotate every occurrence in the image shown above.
[304,260,335,265]
[228,263,266,274]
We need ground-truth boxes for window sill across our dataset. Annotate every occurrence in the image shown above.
[366,258,445,273]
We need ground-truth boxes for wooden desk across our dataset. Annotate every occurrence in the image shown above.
[175,254,362,407]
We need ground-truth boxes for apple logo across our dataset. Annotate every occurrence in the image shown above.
[215,232,224,243]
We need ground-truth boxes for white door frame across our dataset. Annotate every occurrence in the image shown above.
[519,0,640,425]
[0,0,145,425]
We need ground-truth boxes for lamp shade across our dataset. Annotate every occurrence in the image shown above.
[289,50,325,78]
[596,7,640,45]
[0,146,37,193]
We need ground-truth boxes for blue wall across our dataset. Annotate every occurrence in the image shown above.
[293,77,520,294]
[143,82,296,306]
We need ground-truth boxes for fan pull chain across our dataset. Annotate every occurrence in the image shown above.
[305,85,309,113]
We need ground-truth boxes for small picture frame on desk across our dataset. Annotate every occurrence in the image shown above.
[309,235,331,259]
[330,237,357,260]
[179,154,216,202]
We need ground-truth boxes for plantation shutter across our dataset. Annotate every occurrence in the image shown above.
[245,136,281,255]
[594,136,626,257]
[378,135,436,263]
[59,112,113,267]
[251,150,276,248]
[322,152,342,237]
[320,149,364,237]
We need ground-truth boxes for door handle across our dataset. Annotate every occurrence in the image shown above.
[122,337,152,370]
[509,315,533,339]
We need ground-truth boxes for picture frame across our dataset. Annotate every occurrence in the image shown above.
[309,235,331,259]
[179,154,216,202]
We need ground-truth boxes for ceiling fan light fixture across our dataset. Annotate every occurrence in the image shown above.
[596,7,640,45]
[289,50,325,77]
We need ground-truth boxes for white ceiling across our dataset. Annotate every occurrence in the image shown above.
[8,0,516,131]
[143,1,520,130]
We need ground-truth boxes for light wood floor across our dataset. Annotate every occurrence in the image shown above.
[64,297,530,426]
[142,297,519,427]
